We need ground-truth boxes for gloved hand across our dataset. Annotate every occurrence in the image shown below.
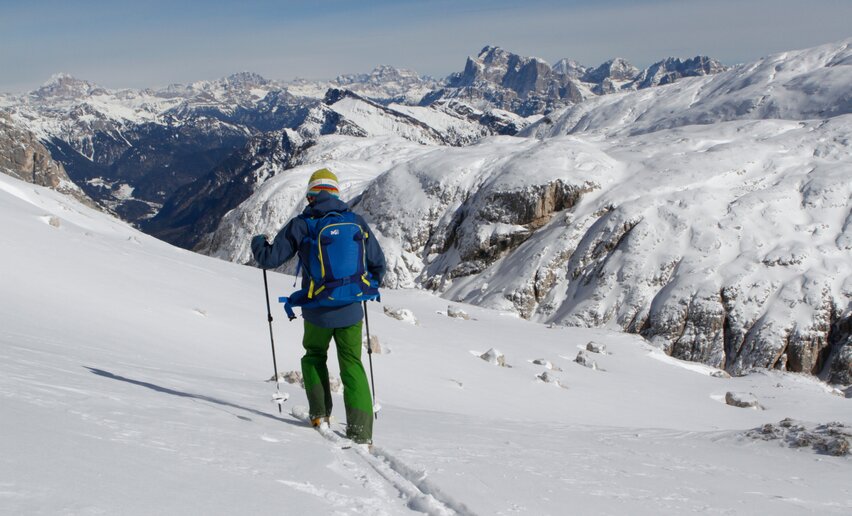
[251,234,270,261]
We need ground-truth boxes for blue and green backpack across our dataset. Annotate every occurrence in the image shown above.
[279,211,380,320]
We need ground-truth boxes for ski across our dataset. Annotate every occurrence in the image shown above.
[290,405,364,450]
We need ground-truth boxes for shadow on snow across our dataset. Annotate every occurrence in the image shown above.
[85,366,302,427]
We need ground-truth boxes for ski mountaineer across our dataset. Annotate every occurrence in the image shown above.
[251,168,386,445]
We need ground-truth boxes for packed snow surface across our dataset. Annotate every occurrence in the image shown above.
[1,171,850,514]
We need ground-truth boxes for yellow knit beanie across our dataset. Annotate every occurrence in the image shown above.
[306,168,339,198]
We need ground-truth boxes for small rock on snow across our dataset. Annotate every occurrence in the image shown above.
[725,391,762,409]
[537,371,560,385]
[585,341,607,354]
[447,305,471,320]
[480,348,508,367]
[383,306,418,325]
[575,351,598,370]
[280,370,304,387]
[532,358,553,369]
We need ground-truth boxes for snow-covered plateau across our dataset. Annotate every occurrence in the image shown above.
[205,39,852,384]
[1,161,850,515]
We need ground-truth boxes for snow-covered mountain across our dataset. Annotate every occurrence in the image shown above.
[318,64,438,104]
[204,39,852,384]
[2,167,850,515]
[525,39,852,138]
[4,73,257,222]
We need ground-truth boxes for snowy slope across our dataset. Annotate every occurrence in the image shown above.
[323,94,448,145]
[2,155,850,515]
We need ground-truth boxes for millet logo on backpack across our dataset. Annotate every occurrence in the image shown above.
[330,229,340,235]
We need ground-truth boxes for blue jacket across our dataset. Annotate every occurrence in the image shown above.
[252,191,386,328]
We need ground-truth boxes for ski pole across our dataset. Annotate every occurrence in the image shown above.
[263,269,284,414]
[363,301,378,420]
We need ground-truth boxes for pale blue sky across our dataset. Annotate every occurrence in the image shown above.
[1,0,850,92]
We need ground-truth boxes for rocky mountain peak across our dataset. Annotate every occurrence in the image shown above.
[583,58,639,84]
[369,65,420,81]
[223,72,270,88]
[335,65,425,87]
[452,46,553,92]
[476,45,512,62]
[32,73,99,101]
[552,59,587,78]
[635,55,727,88]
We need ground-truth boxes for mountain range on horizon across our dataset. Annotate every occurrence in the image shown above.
[3,44,727,97]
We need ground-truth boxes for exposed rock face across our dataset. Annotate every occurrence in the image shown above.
[423,46,587,116]
[552,59,587,79]
[0,112,96,208]
[827,316,852,385]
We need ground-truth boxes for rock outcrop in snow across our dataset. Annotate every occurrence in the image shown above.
[0,112,96,208]
[746,418,851,456]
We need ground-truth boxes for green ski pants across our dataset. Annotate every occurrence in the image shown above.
[302,320,373,443]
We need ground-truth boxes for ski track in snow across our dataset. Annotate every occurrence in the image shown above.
[290,406,474,516]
